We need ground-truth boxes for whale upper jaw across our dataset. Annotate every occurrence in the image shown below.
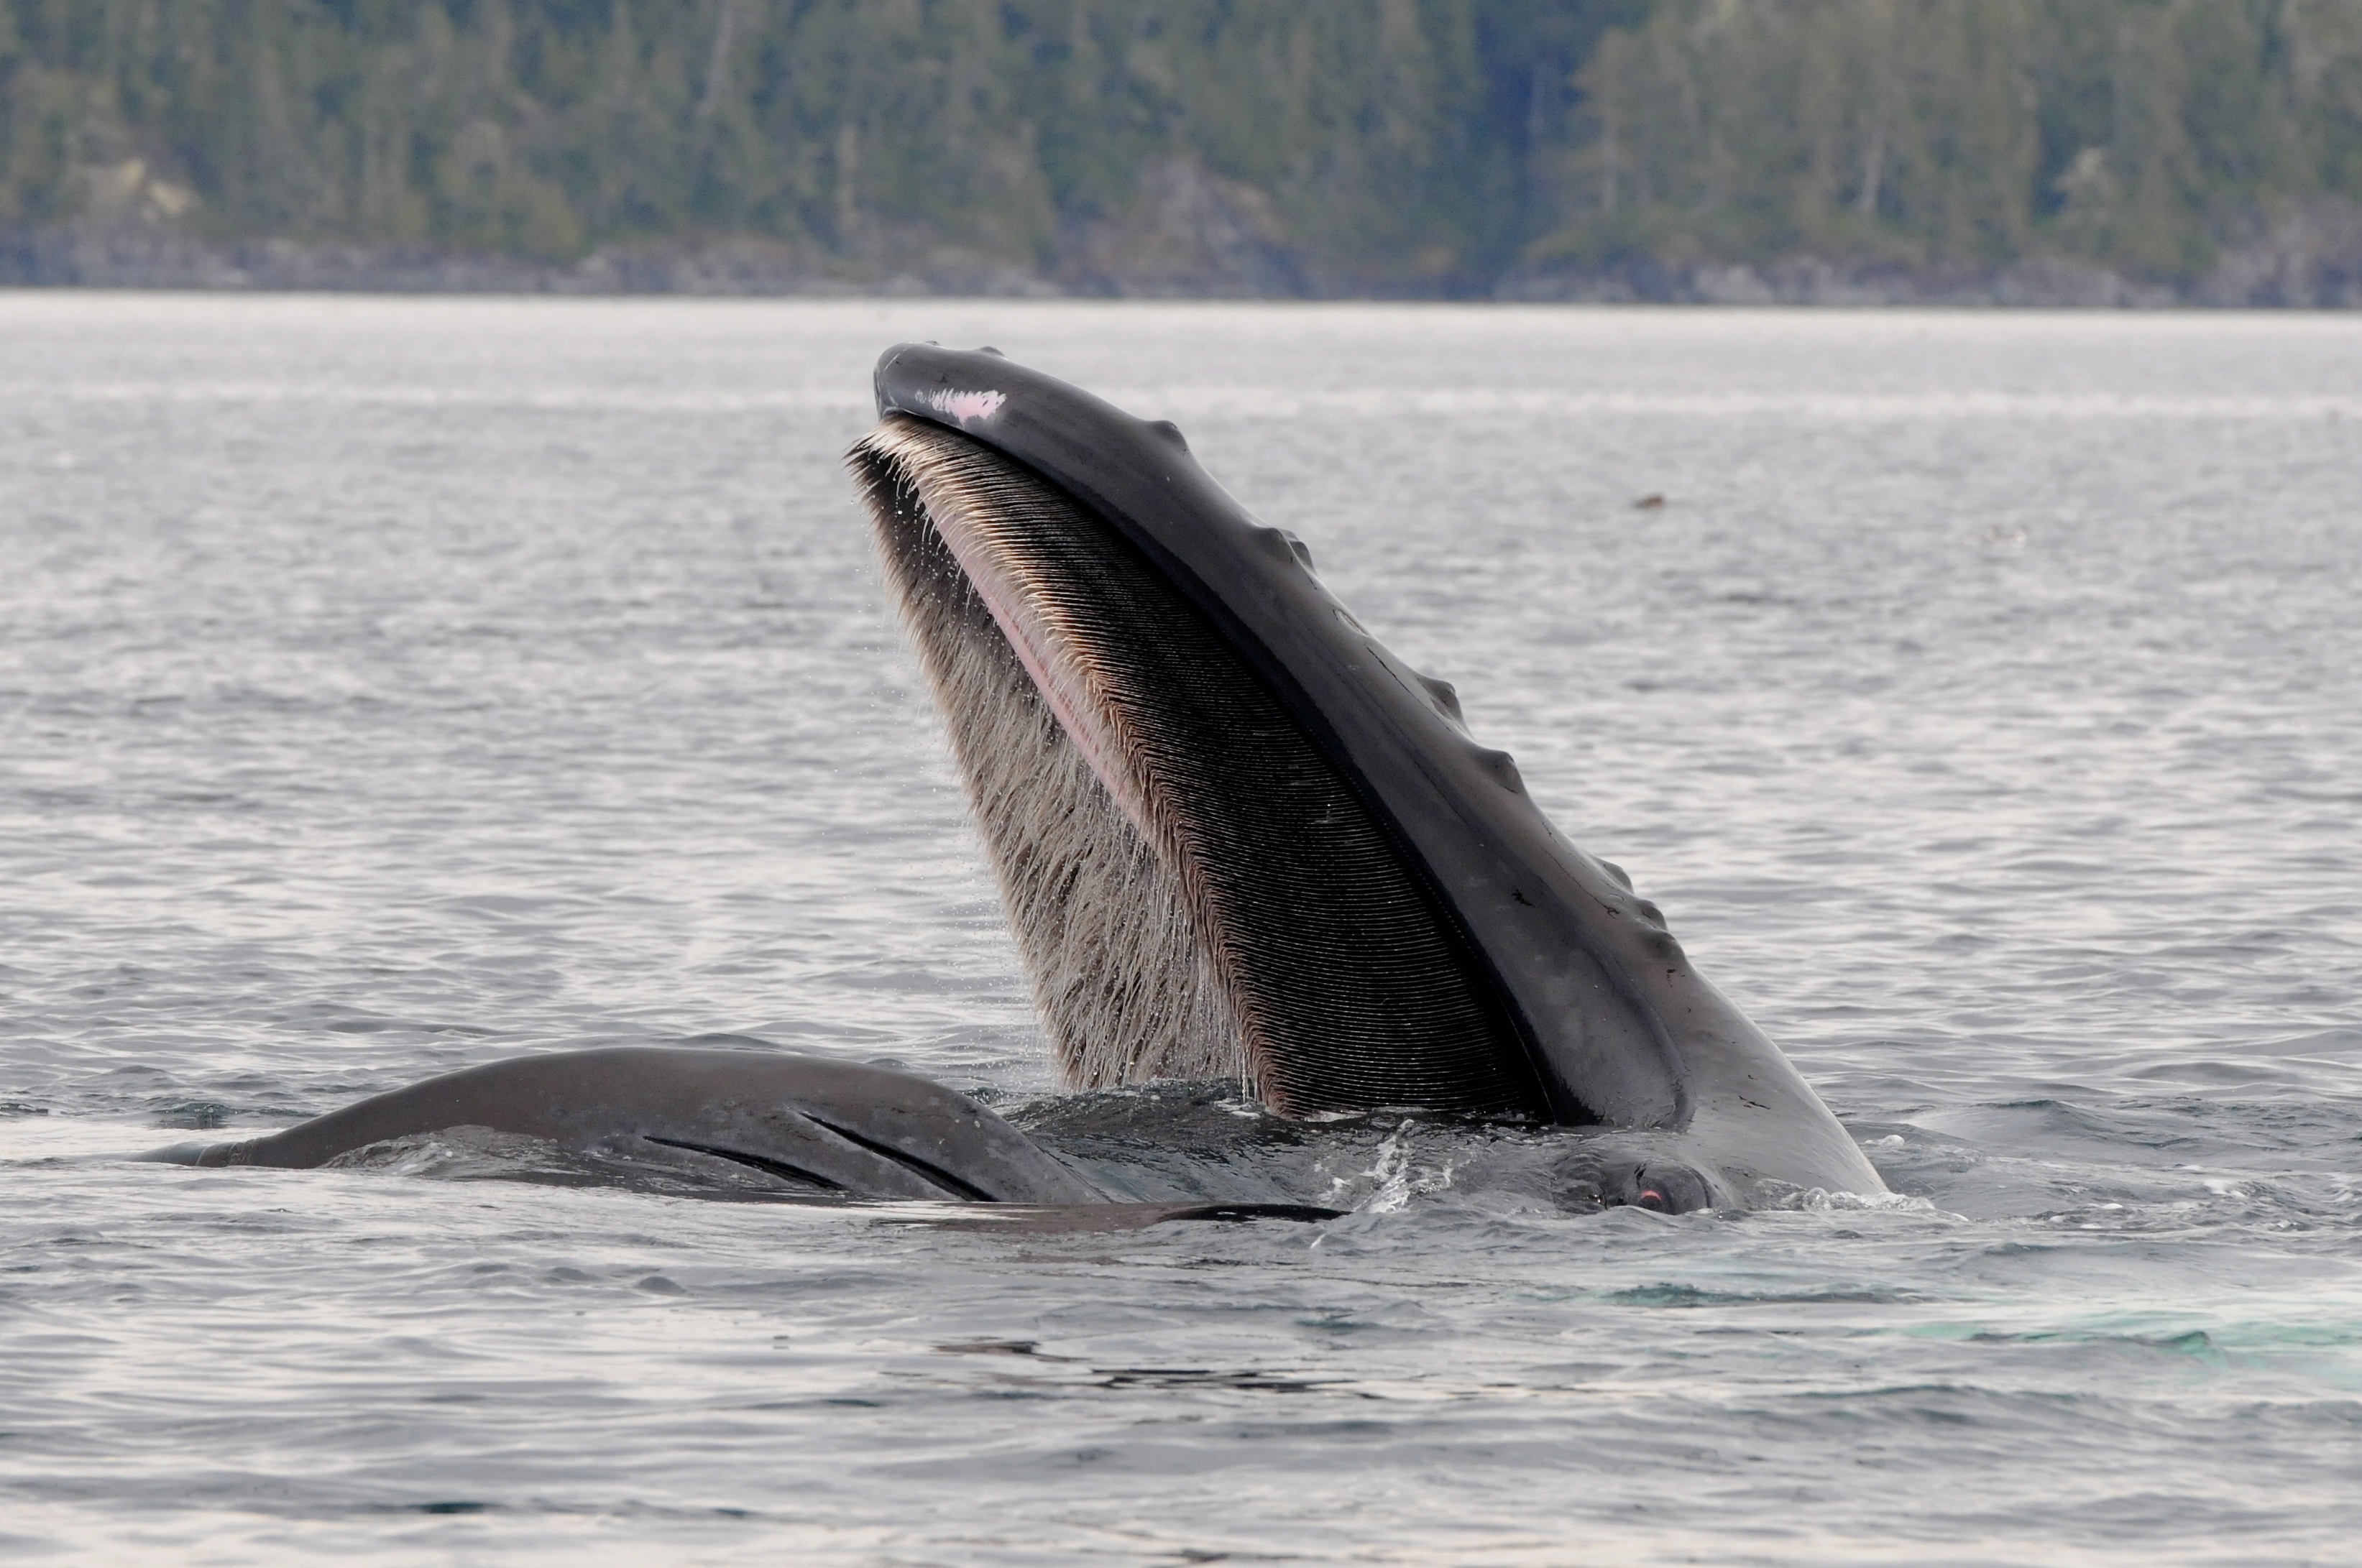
[853,344,1888,1203]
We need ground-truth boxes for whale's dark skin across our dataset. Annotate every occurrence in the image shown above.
[147,1048,1100,1202]
[869,344,1885,1203]
[144,347,1884,1217]
[142,1046,1343,1222]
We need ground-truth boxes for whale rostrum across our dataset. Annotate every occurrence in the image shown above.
[147,346,1885,1215]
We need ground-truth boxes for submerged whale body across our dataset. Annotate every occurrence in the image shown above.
[151,1048,1096,1200]
[152,346,1885,1215]
[142,1046,1334,1225]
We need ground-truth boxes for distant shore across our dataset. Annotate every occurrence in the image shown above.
[8,221,2358,309]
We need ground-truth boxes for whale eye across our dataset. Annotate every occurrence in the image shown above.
[1607,1163,1713,1214]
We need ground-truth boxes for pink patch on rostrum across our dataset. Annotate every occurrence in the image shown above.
[927,388,1006,425]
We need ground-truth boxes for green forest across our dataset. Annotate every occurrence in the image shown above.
[4,0,2360,298]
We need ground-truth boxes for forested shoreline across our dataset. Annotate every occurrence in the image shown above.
[6,0,2360,302]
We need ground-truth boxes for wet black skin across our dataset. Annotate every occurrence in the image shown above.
[138,1047,1715,1218]
[144,1048,1102,1203]
[142,1047,1337,1222]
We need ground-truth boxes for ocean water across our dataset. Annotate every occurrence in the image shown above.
[2,294,2357,1564]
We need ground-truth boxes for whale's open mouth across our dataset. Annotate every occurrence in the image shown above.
[840,343,1890,1201]
[851,414,1553,1120]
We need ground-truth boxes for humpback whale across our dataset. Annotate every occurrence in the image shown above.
[149,346,1885,1216]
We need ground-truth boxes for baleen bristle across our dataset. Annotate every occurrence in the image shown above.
[849,415,1546,1118]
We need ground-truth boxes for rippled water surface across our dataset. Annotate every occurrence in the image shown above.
[4,295,2358,1564]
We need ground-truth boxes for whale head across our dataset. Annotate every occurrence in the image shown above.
[848,344,1886,1206]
